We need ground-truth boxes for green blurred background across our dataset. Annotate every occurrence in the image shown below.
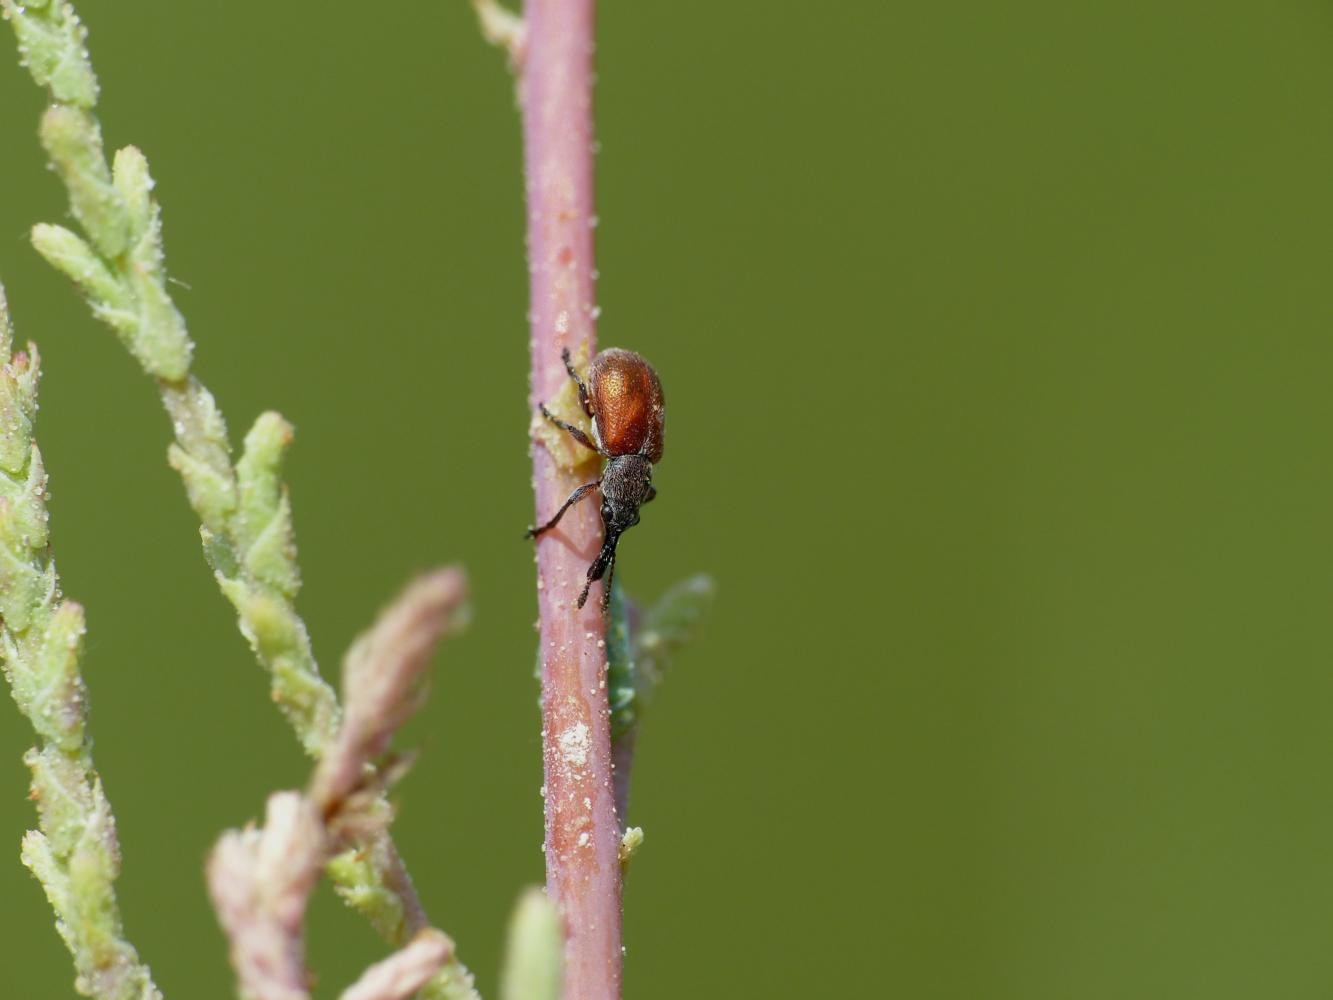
[1,0,1332,996]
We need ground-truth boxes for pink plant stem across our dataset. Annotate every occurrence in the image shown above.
[521,1,623,998]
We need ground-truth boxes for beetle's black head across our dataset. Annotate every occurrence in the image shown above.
[599,453,654,537]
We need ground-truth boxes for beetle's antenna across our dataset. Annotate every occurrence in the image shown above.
[601,549,616,610]
[576,532,620,609]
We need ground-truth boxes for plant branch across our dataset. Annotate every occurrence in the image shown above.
[208,792,323,1000]
[209,571,473,1000]
[339,930,454,1000]
[0,286,161,1000]
[499,1,623,996]
[311,569,470,814]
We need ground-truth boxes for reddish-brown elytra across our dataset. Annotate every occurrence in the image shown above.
[526,347,666,610]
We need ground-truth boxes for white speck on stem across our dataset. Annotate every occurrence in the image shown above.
[558,722,591,768]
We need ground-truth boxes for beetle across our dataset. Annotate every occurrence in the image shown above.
[526,346,665,610]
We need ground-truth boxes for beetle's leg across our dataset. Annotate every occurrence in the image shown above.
[561,346,594,417]
[526,480,601,539]
[540,403,601,454]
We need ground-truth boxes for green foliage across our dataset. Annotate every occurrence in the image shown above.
[28,118,190,378]
[607,575,715,746]
[326,845,407,943]
[40,106,127,258]
[631,575,715,703]
[11,0,334,766]
[4,3,478,995]
[499,889,563,1000]
[0,287,161,1000]
[2,0,98,108]
[606,584,636,740]
[421,964,487,1000]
